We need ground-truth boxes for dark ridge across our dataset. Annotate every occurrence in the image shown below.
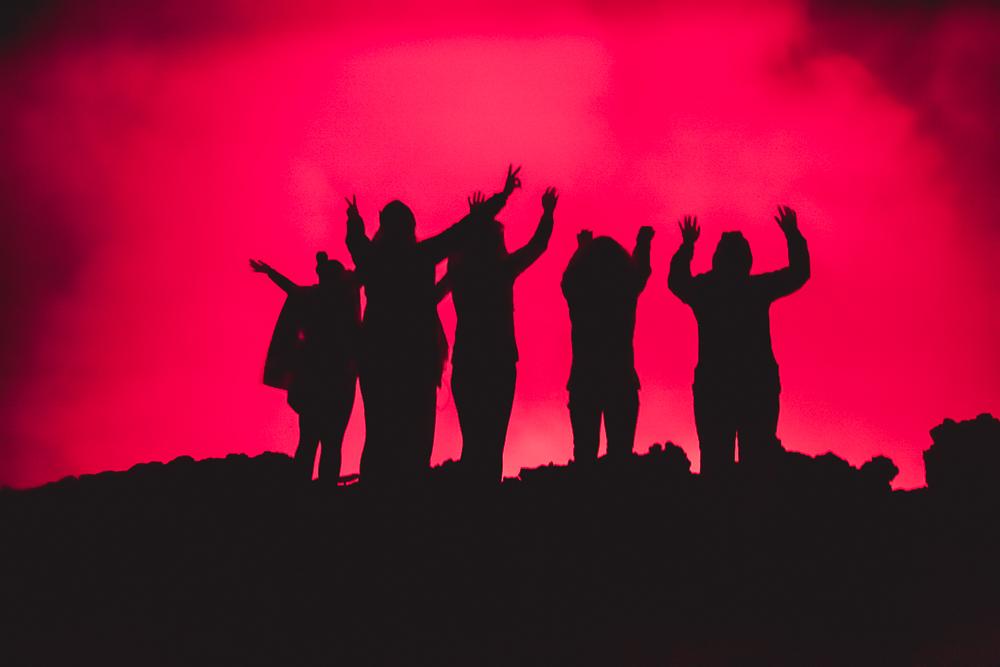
[1,414,998,665]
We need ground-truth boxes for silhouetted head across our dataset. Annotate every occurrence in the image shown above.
[712,231,752,280]
[573,236,633,288]
[315,251,345,285]
[374,200,417,246]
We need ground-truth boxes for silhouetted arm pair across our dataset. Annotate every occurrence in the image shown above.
[757,206,810,300]
[249,259,298,294]
[668,215,700,305]
[509,187,558,276]
[420,165,523,263]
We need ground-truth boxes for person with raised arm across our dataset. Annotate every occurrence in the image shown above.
[250,252,361,482]
[668,207,810,475]
[437,186,557,484]
[561,225,655,464]
[344,165,521,485]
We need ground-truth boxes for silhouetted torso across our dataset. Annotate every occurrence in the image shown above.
[562,239,651,392]
[450,256,518,367]
[353,241,448,385]
[669,230,809,391]
[285,279,362,412]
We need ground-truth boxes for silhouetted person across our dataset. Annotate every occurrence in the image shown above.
[667,207,810,475]
[251,252,360,481]
[438,186,558,483]
[345,166,521,485]
[562,226,654,463]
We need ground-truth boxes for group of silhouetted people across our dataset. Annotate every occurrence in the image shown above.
[251,165,809,484]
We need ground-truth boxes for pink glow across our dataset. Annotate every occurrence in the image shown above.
[1,1,997,489]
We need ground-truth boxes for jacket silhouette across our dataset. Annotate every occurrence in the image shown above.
[667,208,809,474]
[252,253,360,481]
[438,186,557,483]
[344,166,520,485]
[561,226,654,462]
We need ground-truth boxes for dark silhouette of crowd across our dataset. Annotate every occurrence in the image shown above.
[5,170,996,667]
[248,165,818,486]
[250,165,817,485]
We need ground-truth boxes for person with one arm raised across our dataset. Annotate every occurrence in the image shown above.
[250,252,361,482]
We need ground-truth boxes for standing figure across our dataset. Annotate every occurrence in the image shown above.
[251,252,361,481]
[439,187,558,483]
[667,207,810,475]
[345,166,521,485]
[561,226,654,463]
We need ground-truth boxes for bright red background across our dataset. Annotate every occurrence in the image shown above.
[1,1,997,489]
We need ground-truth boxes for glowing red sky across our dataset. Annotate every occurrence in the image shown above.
[1,1,997,489]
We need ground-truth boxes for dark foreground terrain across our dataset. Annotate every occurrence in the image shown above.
[2,415,999,666]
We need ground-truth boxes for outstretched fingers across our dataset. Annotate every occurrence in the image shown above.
[505,164,523,193]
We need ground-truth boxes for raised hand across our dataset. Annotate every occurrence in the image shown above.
[249,258,270,273]
[542,187,558,213]
[503,164,522,197]
[637,225,655,244]
[678,215,700,245]
[775,205,798,234]
[468,191,487,215]
[345,194,362,225]
[577,229,593,248]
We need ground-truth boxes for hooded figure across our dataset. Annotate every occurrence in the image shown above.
[343,166,521,486]
[438,187,557,484]
[252,252,360,481]
[667,207,809,475]
[561,226,654,463]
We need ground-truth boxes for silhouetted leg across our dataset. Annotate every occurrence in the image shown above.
[604,387,639,460]
[569,389,602,463]
[693,382,737,476]
[737,387,781,470]
[359,365,395,484]
[452,363,481,473]
[318,382,356,482]
[485,364,517,481]
[455,362,516,483]
[295,412,321,481]
[411,379,438,476]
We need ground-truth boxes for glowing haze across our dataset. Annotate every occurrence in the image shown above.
[1,1,997,489]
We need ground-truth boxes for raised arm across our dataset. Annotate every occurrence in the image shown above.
[510,187,557,276]
[667,215,700,305]
[249,259,298,294]
[632,225,654,292]
[757,205,810,301]
[420,164,522,263]
[344,195,372,268]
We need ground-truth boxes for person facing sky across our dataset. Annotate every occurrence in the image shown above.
[250,252,361,482]
[344,165,521,486]
[438,185,557,484]
[668,206,810,475]
[561,225,654,463]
